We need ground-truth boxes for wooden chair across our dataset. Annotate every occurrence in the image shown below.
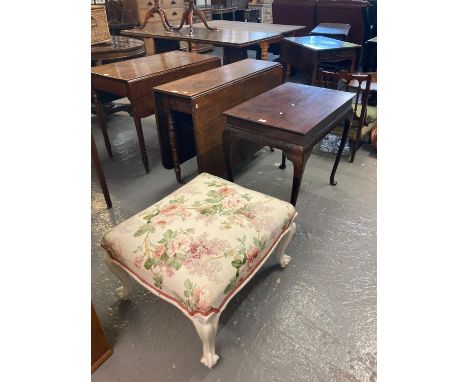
[317,69,373,162]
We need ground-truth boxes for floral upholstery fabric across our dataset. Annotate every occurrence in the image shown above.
[101,173,296,317]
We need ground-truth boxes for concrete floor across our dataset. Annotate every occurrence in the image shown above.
[91,51,377,382]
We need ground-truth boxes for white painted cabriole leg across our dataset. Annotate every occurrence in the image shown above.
[103,254,133,300]
[192,313,221,368]
[276,222,297,268]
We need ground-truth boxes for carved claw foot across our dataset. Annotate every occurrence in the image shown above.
[201,353,219,368]
[279,254,292,268]
[193,313,220,368]
[276,222,296,269]
[115,285,132,300]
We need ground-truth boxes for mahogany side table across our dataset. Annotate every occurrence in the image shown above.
[91,51,221,173]
[222,82,355,206]
[280,35,361,85]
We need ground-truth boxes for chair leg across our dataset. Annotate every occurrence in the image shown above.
[350,124,362,163]
[192,313,221,368]
[330,119,350,185]
[279,151,286,169]
[350,139,357,163]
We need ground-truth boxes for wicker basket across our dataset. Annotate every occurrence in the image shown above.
[91,5,111,46]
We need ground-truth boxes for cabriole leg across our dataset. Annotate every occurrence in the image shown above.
[192,313,221,368]
[276,222,296,268]
[103,254,133,300]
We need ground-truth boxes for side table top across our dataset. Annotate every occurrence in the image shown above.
[205,20,307,35]
[223,82,355,136]
[91,51,219,81]
[311,23,351,36]
[122,23,282,47]
[153,59,281,98]
[284,35,361,51]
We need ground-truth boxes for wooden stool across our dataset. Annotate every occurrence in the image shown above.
[101,173,297,368]
[222,82,355,206]
[153,59,282,182]
[91,51,220,173]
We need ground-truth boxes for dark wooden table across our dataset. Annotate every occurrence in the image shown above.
[91,51,221,173]
[310,22,351,41]
[280,35,361,85]
[222,82,355,206]
[91,35,145,65]
[122,20,305,64]
[153,59,283,182]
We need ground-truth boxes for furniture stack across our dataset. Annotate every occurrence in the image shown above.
[250,0,273,23]
[272,0,373,45]
[136,0,187,54]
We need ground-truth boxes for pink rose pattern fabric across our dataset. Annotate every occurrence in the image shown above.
[102,173,295,317]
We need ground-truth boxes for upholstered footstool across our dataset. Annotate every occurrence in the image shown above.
[101,173,297,368]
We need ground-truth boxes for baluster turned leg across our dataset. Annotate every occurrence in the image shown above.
[167,111,182,183]
[222,128,234,182]
[259,42,269,60]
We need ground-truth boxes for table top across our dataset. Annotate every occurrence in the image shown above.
[91,35,144,56]
[284,35,361,51]
[223,82,355,136]
[153,59,280,98]
[206,20,306,35]
[91,51,219,81]
[311,23,351,36]
[122,20,305,47]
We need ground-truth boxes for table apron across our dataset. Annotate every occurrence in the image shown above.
[92,77,128,98]
[224,106,353,148]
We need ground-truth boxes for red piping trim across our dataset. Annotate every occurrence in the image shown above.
[102,217,294,317]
